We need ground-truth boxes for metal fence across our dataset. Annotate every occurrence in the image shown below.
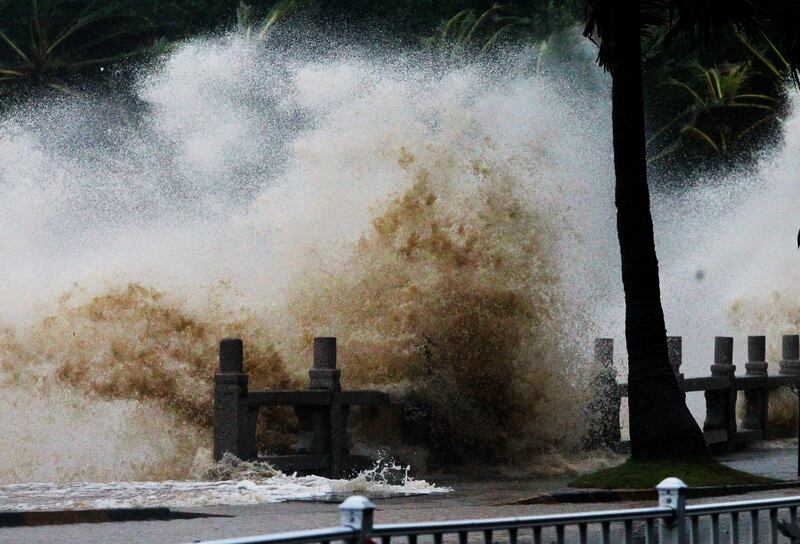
[193,478,800,544]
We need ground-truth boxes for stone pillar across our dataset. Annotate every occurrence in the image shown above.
[309,336,341,388]
[586,338,620,449]
[295,337,346,477]
[779,335,800,376]
[743,336,768,434]
[668,336,684,392]
[778,335,800,442]
[214,338,256,461]
[704,337,737,450]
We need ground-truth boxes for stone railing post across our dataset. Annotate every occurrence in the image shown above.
[658,478,688,544]
[668,336,684,393]
[704,337,737,450]
[214,338,256,461]
[587,338,620,449]
[779,335,800,443]
[296,337,344,477]
[743,336,768,436]
[339,496,375,544]
[316,337,344,478]
[779,335,800,376]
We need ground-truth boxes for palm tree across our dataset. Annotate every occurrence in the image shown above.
[582,0,799,459]
[425,6,530,63]
[650,62,779,161]
[236,0,309,41]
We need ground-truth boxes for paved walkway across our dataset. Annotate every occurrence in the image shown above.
[2,444,800,544]
[717,439,799,481]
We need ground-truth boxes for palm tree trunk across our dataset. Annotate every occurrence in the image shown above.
[609,0,707,459]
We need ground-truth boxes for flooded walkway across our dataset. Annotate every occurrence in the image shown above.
[2,443,799,543]
[717,439,799,481]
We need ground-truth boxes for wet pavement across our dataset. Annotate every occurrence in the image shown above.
[3,444,800,544]
[717,439,800,481]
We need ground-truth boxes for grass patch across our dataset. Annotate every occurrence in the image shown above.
[570,457,779,489]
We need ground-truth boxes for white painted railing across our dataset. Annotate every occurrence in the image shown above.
[193,479,800,544]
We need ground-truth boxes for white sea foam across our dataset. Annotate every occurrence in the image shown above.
[0,474,448,512]
[1,24,799,488]
[0,33,606,483]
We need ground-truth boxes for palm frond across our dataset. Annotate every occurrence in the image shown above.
[667,79,705,103]
[235,0,306,42]
[0,0,154,91]
[440,9,471,42]
[0,30,32,65]
[681,125,721,154]
[650,59,778,161]
[736,115,775,139]
[429,5,526,63]
[587,0,799,81]
[47,3,123,56]
[480,21,522,55]
[733,93,778,102]
[464,5,505,44]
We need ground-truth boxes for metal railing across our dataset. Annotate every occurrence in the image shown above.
[191,478,800,544]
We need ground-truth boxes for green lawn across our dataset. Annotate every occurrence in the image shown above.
[570,457,779,489]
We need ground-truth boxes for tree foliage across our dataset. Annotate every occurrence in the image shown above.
[0,0,795,168]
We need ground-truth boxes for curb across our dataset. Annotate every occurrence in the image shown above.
[508,480,800,505]
[0,508,229,527]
